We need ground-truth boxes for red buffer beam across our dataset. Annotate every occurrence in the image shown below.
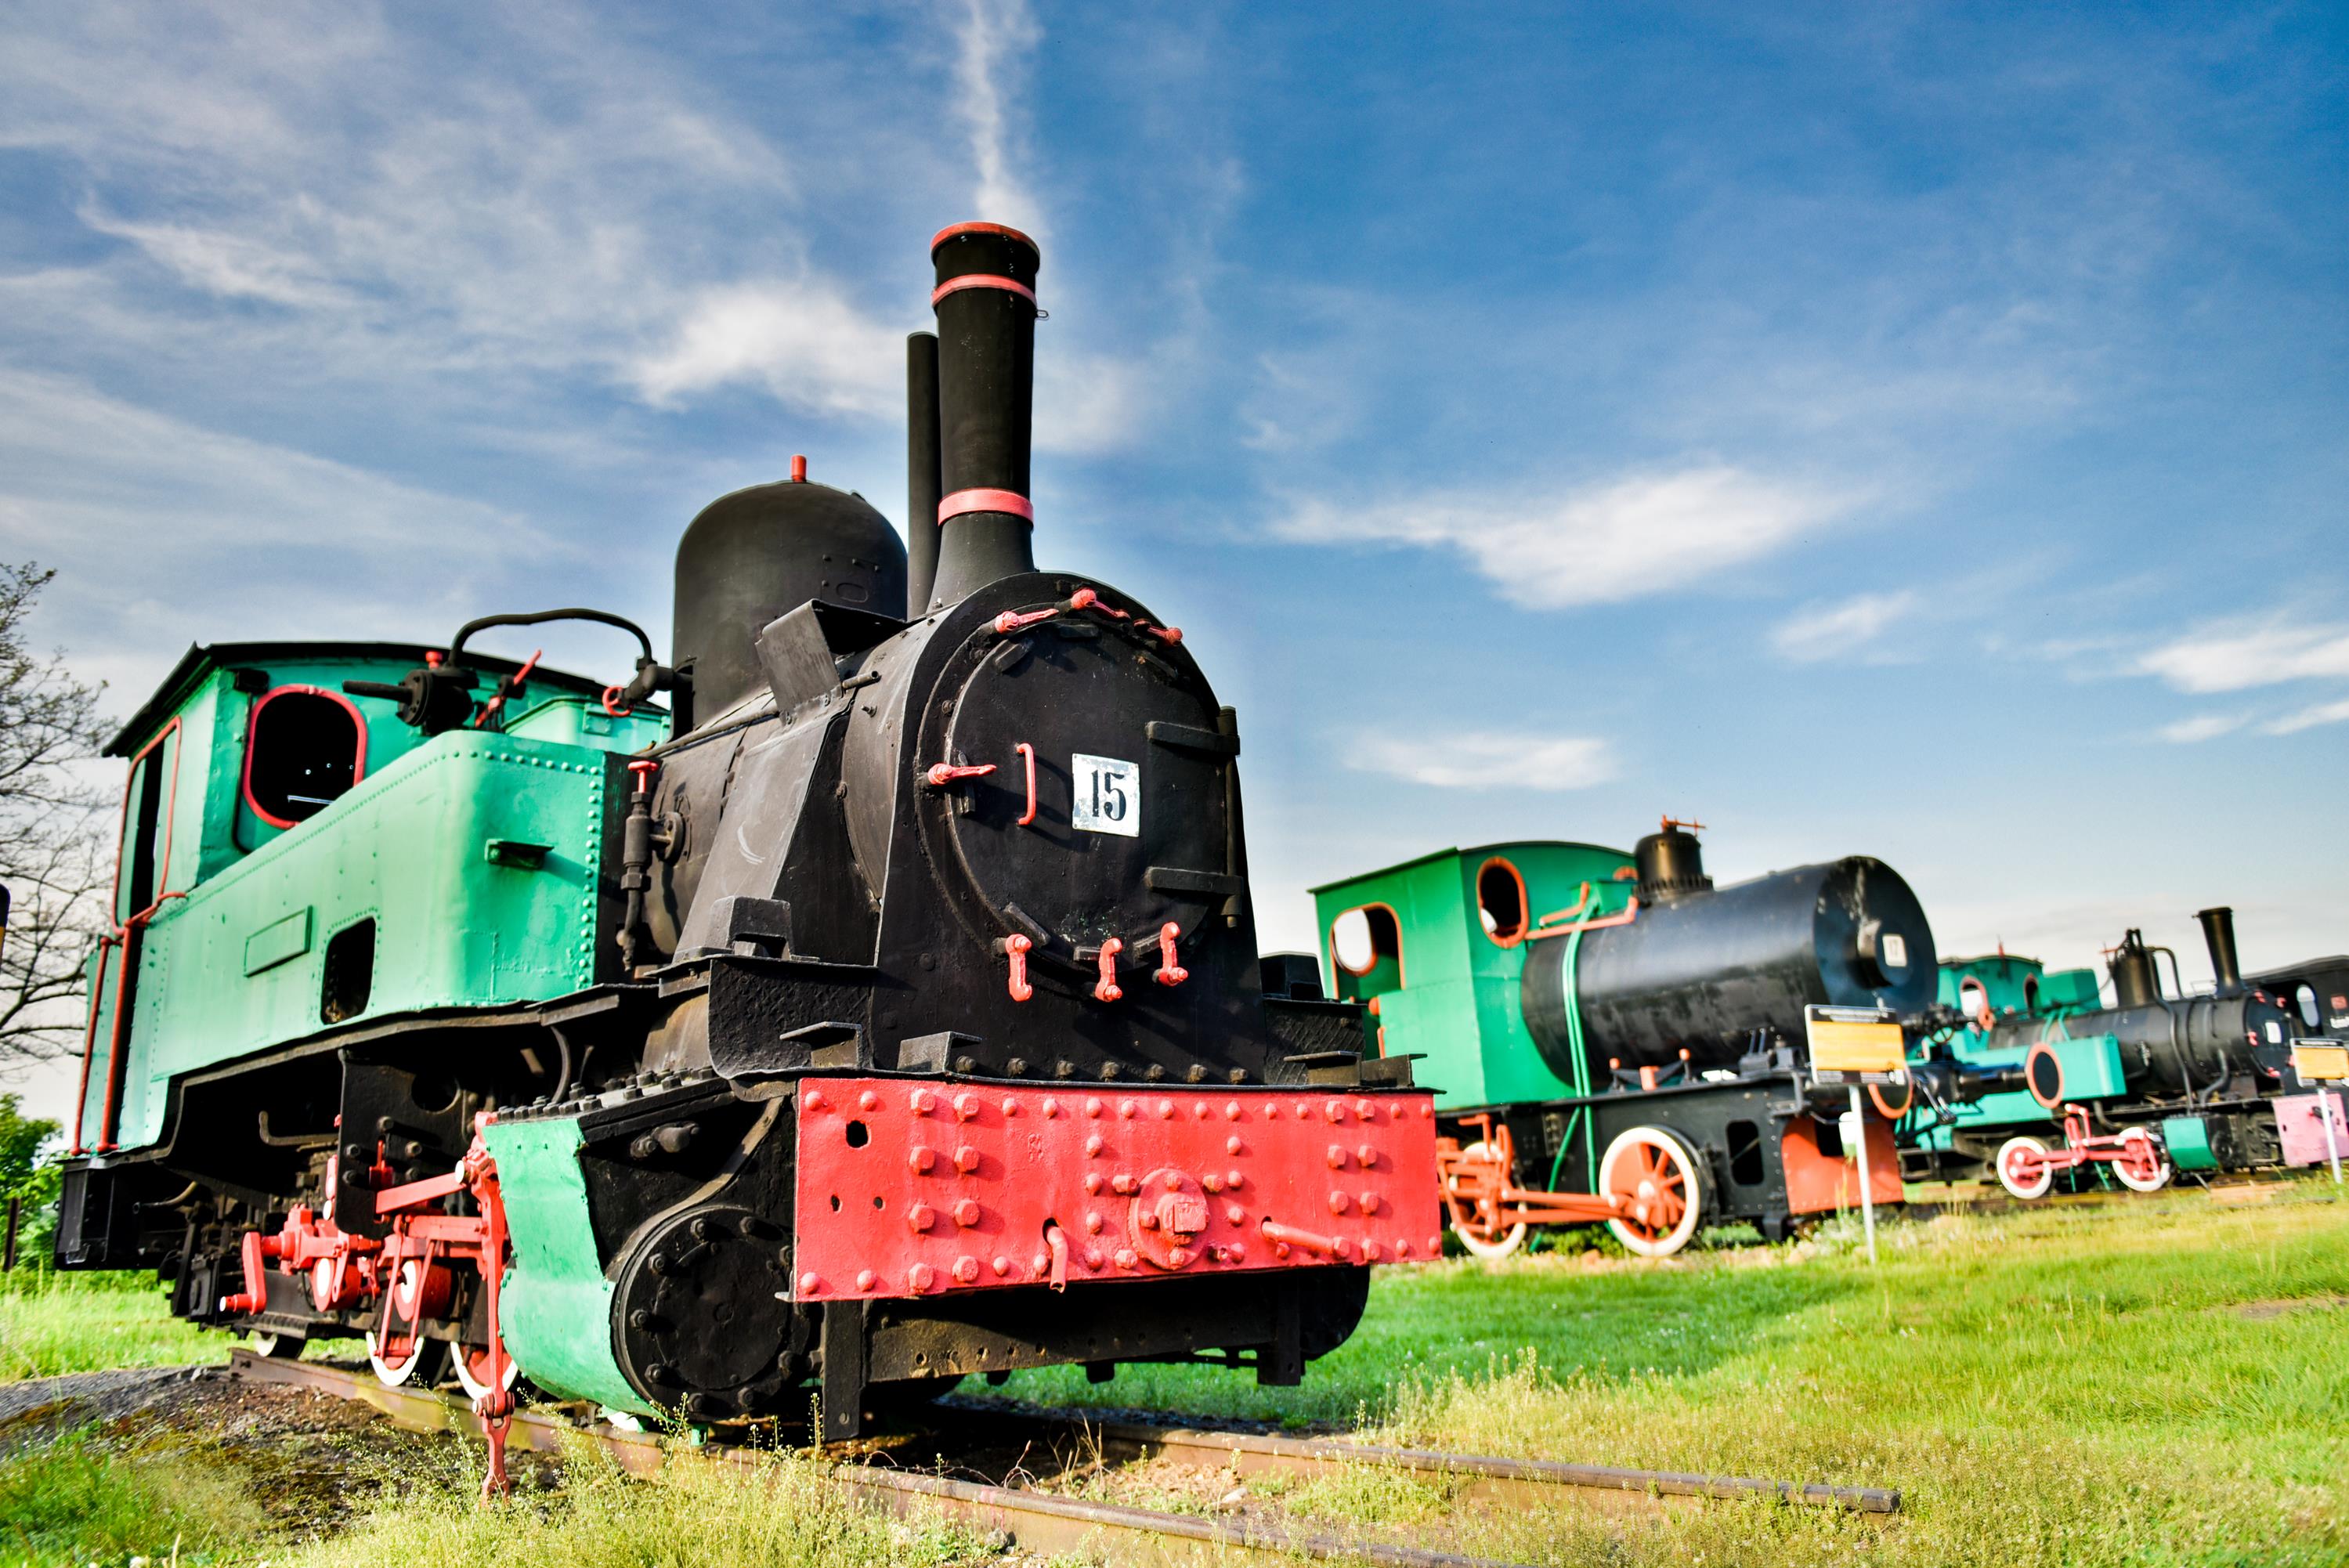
[793,1081,1442,1302]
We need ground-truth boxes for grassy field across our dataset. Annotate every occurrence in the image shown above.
[0,1180,2343,1564]
[0,1266,222,1381]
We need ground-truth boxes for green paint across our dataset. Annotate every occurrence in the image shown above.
[2159,1115,2221,1171]
[81,649,666,1152]
[240,909,311,976]
[483,1115,651,1415]
[1310,841,1633,1111]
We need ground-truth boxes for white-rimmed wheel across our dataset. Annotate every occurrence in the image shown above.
[367,1327,448,1388]
[248,1331,305,1360]
[1442,1141,1529,1259]
[1597,1125,1708,1258]
[2112,1128,2174,1193]
[452,1340,522,1401]
[1996,1135,2054,1200]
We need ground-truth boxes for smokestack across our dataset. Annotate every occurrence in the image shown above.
[927,222,1040,605]
[2109,929,2159,1009]
[905,331,941,614]
[2196,906,2243,998]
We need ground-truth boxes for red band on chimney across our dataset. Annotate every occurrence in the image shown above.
[938,489,1035,526]
[931,221,1040,257]
[931,273,1037,307]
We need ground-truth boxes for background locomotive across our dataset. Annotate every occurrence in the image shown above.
[1308,821,1989,1256]
[1906,910,2343,1195]
[54,222,1439,1444]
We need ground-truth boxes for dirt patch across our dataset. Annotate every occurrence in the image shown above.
[0,1362,464,1543]
[2231,1295,2349,1321]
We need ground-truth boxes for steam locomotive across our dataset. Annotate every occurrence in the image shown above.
[1310,821,2001,1256]
[1908,909,2341,1194]
[53,222,1440,1455]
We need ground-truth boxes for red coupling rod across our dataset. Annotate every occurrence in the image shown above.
[924,761,998,788]
[1094,937,1124,1003]
[1155,922,1188,987]
[1003,934,1034,1003]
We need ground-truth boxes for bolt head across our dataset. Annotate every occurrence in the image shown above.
[1157,1100,1175,1119]
[1202,1174,1224,1194]
[1001,1097,1020,1116]
[1226,1204,1245,1226]
[908,1204,936,1233]
[952,1256,979,1284]
[954,1093,979,1121]
[1168,1247,1191,1266]
[1227,1135,1244,1155]
[858,1089,880,1111]
[1228,1170,1244,1189]
[1086,1212,1104,1234]
[803,1089,829,1113]
[1329,1192,1351,1215]
[992,1256,1010,1276]
[909,1146,936,1175]
[952,1198,981,1227]
[1084,1134,1104,1157]
[912,1089,936,1115]
[1083,1247,1104,1270]
[1360,1192,1381,1214]
[1086,1097,1104,1118]
[1358,1144,1379,1167]
[1225,1101,1241,1121]
[1140,1212,1159,1230]
[909,1263,936,1292]
[954,1144,980,1172]
[855,1269,876,1291]
[1363,1241,1383,1261]
[797,1272,821,1295]
[1325,1099,1346,1122]
[1083,1172,1104,1194]
[1327,1145,1348,1169]
[1043,1097,1061,1118]
[1113,1248,1138,1269]
[1118,1098,1137,1119]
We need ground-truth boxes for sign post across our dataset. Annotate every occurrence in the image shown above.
[2291,1041,2349,1187]
[1805,1006,1909,1266]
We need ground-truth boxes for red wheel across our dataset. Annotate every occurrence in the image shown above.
[1441,1141,1527,1259]
[2112,1129,2173,1193]
[452,1341,521,1401]
[1996,1135,2054,1200]
[1598,1125,1708,1257]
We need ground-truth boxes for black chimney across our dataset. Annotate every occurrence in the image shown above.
[905,331,942,614]
[927,222,1040,607]
[2196,906,2243,998]
[2109,929,2159,1009]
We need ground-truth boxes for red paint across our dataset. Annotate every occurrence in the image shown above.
[1015,742,1037,826]
[629,759,660,795]
[992,606,1061,634]
[1093,937,1125,1003]
[1526,895,1641,943]
[790,453,808,482]
[601,685,634,717]
[1780,1115,1903,1214]
[472,650,540,729]
[931,221,1041,255]
[241,685,370,830]
[938,488,1035,525]
[87,717,189,1151]
[1154,922,1187,987]
[924,761,998,788]
[930,273,1039,307]
[1003,934,1034,1003]
[792,1078,1440,1301]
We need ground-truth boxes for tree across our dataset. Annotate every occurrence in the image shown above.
[0,564,114,1062]
[0,1093,60,1265]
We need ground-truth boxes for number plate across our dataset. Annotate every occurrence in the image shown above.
[1070,753,1140,837]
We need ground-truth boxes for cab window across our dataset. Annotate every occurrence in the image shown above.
[1330,905,1403,1002]
[244,687,367,827]
[1476,858,1528,947]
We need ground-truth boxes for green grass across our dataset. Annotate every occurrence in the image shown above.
[5,1183,2346,1564]
[0,1266,224,1380]
[0,1424,253,1563]
[1003,1179,2349,1565]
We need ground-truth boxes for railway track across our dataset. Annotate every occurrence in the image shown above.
[226,1349,1897,1564]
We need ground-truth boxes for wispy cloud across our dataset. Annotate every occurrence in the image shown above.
[1772,590,1919,663]
[2158,714,2246,744]
[2138,619,2349,694]
[1275,466,1857,610]
[1346,731,1616,791]
[2264,695,2349,735]
[950,0,1045,237]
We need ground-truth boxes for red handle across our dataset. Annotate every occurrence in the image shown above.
[1005,934,1034,1003]
[1093,937,1124,1003]
[601,685,633,717]
[924,761,999,787]
[1155,922,1188,987]
[628,759,659,796]
[1015,743,1037,826]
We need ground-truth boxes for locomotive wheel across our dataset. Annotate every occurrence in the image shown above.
[1598,1126,1708,1258]
[1995,1135,2054,1200]
[452,1341,522,1401]
[1442,1141,1528,1259]
[2112,1129,2174,1194]
[248,1331,305,1360]
[367,1328,448,1389]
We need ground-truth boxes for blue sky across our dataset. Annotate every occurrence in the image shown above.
[2,2,2344,1115]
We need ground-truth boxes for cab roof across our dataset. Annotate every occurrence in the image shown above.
[1307,840,1628,896]
[106,641,608,758]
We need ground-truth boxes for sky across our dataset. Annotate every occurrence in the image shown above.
[1,2,2344,1119]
